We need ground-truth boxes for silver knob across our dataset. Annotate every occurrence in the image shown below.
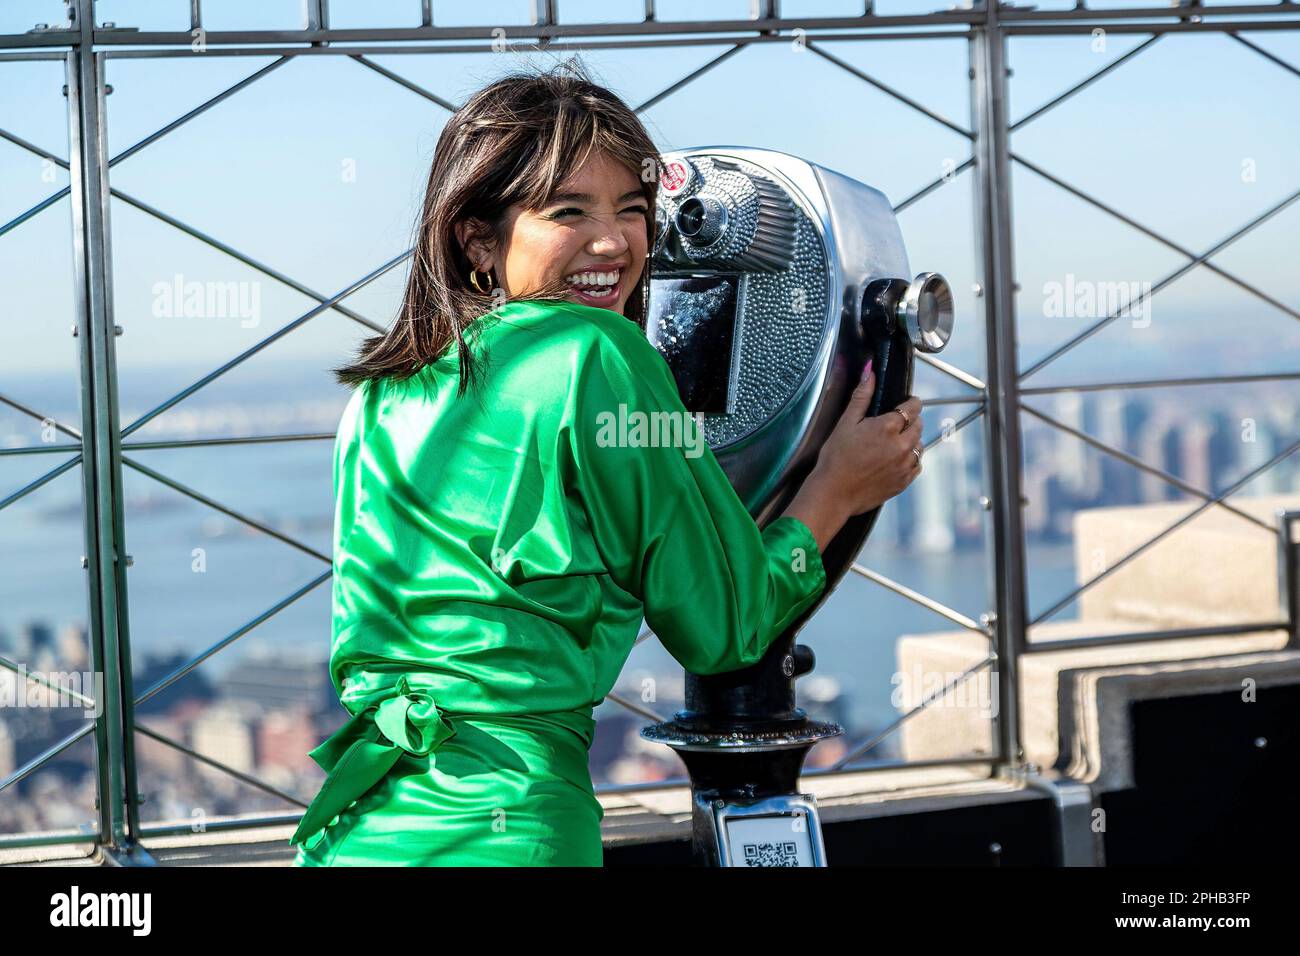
[674,195,728,246]
[900,272,954,353]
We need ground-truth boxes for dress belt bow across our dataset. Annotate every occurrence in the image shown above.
[290,674,457,849]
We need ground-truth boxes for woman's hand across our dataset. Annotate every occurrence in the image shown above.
[781,360,924,552]
[815,359,923,515]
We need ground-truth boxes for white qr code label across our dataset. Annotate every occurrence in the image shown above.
[723,813,814,867]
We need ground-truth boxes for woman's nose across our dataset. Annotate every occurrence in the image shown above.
[586,219,631,256]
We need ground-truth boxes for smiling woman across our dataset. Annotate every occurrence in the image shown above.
[330,59,659,396]
[290,60,845,868]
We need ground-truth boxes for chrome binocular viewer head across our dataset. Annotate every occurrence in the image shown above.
[646,146,954,531]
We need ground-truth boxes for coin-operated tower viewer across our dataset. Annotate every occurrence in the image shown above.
[639,147,956,867]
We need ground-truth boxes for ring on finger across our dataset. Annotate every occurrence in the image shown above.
[893,406,911,431]
[911,445,922,468]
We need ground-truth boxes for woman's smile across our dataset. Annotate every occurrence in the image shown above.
[563,263,625,306]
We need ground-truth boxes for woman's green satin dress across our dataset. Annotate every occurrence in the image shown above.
[290,299,828,866]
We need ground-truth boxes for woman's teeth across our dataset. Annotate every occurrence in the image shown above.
[564,270,620,299]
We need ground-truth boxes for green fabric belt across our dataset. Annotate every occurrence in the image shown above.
[290,674,457,849]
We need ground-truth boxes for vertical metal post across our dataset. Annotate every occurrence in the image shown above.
[532,0,559,27]
[67,0,148,860]
[1279,511,1300,649]
[303,0,329,32]
[66,2,122,850]
[970,2,1029,770]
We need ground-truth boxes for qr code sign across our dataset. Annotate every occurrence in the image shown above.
[742,841,800,867]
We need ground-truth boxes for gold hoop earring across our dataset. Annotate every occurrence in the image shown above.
[469,266,495,295]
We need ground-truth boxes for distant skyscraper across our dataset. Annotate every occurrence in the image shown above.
[190,704,256,775]
[1123,396,1150,451]
[1180,419,1213,498]
[1205,408,1238,495]
[256,709,318,775]
[1140,418,1180,502]
[1237,414,1281,495]
[1097,392,1137,504]
[915,439,956,553]
[22,623,54,658]
[56,624,88,673]
[1021,466,1050,537]
[222,651,333,714]
[1097,392,1127,450]
[0,721,13,779]
[1054,392,1094,498]
[870,481,904,551]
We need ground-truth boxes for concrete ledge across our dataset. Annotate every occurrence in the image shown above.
[1075,494,1299,628]
[895,621,1289,769]
[0,840,100,867]
[1056,648,1300,791]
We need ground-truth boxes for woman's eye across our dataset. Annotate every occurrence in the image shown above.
[548,205,648,220]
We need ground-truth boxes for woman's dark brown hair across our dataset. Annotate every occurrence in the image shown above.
[332,58,663,397]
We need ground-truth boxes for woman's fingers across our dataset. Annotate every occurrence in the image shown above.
[820,379,928,515]
[838,362,876,426]
[888,396,923,435]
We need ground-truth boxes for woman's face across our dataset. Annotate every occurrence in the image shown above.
[463,151,649,315]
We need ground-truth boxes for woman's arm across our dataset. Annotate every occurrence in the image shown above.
[778,470,851,555]
[564,314,827,675]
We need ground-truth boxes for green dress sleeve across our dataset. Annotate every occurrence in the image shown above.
[564,310,828,676]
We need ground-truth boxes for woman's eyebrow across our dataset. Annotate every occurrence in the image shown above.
[548,189,646,203]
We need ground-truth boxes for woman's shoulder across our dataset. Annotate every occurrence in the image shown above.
[486,299,659,367]
[478,300,679,422]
